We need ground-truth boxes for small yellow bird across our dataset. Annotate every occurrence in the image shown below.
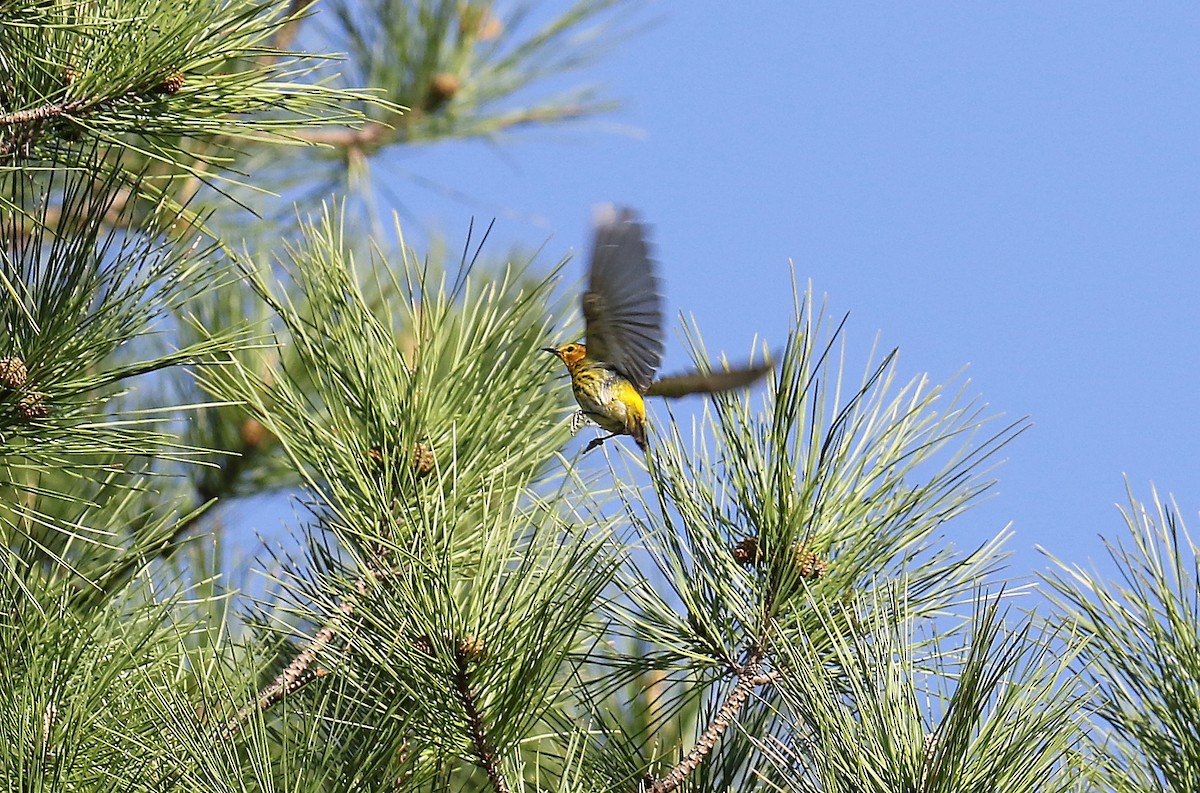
[544,206,770,453]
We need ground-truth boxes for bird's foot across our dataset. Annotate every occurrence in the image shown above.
[569,410,595,436]
[583,436,607,454]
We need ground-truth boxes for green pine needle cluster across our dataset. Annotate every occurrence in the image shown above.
[1044,487,1200,792]
[760,590,1089,793]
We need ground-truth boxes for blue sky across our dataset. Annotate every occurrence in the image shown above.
[364,3,1200,581]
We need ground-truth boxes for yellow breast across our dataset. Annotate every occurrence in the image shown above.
[570,362,645,435]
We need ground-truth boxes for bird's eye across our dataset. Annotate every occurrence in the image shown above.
[565,344,576,353]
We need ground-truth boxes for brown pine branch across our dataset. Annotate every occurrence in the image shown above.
[288,121,391,148]
[0,98,87,127]
[644,656,773,793]
[218,615,348,739]
[0,98,85,160]
[282,102,602,153]
[0,85,168,159]
[453,649,509,793]
[219,576,366,739]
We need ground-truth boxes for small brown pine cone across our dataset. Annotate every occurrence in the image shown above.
[412,441,435,477]
[17,392,49,420]
[0,356,28,390]
[425,73,460,112]
[413,635,435,656]
[154,71,186,95]
[794,545,829,580]
[477,14,503,41]
[732,536,761,566]
[456,633,486,661]
[457,3,502,41]
[239,417,271,451]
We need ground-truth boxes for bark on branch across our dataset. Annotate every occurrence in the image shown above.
[219,577,365,739]
[454,651,510,793]
[644,658,773,793]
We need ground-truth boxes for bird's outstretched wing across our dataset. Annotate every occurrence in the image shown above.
[583,205,664,393]
[644,361,773,398]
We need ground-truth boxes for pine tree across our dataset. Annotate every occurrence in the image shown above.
[2,2,1196,792]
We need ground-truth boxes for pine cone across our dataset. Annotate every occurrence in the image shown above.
[17,392,49,419]
[456,634,486,661]
[0,356,27,390]
[732,536,760,566]
[412,441,435,477]
[425,73,460,112]
[794,545,829,580]
[239,417,271,450]
[154,71,186,95]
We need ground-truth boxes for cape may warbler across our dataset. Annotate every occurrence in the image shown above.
[544,206,770,453]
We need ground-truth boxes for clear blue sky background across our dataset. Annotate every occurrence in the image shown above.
[334,3,1200,583]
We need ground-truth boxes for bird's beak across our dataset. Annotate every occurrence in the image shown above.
[541,347,558,355]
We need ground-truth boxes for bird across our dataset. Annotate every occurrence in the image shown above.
[544,205,771,453]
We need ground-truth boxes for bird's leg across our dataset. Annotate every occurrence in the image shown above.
[583,432,618,453]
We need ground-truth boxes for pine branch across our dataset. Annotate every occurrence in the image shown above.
[0,98,88,126]
[315,0,625,153]
[645,655,770,793]
[0,3,380,199]
[287,121,391,148]
[0,86,180,161]
[283,101,599,155]
[220,576,365,739]
[454,647,510,793]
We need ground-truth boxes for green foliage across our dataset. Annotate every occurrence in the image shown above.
[0,0,373,202]
[197,205,576,540]
[0,563,228,790]
[323,0,624,146]
[761,591,1089,793]
[601,283,1019,685]
[542,281,1027,792]
[1044,485,1200,792]
[0,157,238,589]
[188,204,619,788]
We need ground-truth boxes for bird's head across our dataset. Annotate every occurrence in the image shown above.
[542,342,588,370]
